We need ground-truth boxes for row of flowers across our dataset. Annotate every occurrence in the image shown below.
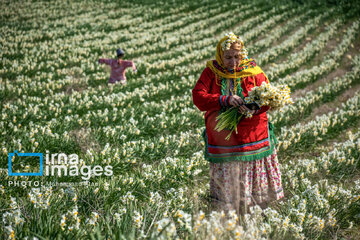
[277,20,360,89]
[269,54,360,126]
[255,9,334,66]
[277,93,360,151]
[266,17,356,81]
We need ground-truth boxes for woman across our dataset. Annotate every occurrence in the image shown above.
[98,48,137,85]
[192,32,284,214]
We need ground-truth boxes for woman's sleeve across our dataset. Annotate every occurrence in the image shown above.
[131,61,137,71]
[253,73,271,115]
[192,68,229,112]
[98,58,112,65]
[124,61,137,72]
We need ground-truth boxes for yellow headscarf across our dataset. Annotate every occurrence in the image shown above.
[206,33,269,81]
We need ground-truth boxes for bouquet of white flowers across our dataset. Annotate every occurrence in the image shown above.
[215,82,293,140]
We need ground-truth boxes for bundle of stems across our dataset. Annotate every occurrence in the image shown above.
[214,107,244,140]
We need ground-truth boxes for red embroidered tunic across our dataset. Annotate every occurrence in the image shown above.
[192,67,277,162]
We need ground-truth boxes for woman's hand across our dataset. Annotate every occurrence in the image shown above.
[239,107,256,115]
[228,95,244,107]
[229,95,247,112]
[229,96,256,115]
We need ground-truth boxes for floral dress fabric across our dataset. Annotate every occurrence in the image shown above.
[209,147,284,210]
[209,78,284,211]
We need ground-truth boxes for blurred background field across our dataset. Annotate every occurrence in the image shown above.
[1,0,360,239]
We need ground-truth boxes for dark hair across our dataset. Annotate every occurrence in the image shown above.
[116,48,125,58]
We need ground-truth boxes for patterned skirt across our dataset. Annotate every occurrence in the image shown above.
[209,147,284,212]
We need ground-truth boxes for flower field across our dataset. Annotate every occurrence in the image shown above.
[1,0,360,239]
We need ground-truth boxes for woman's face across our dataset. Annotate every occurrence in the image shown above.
[223,49,242,70]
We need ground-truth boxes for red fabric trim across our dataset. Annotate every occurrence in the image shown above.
[226,96,231,106]
[221,95,226,106]
[208,139,270,154]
